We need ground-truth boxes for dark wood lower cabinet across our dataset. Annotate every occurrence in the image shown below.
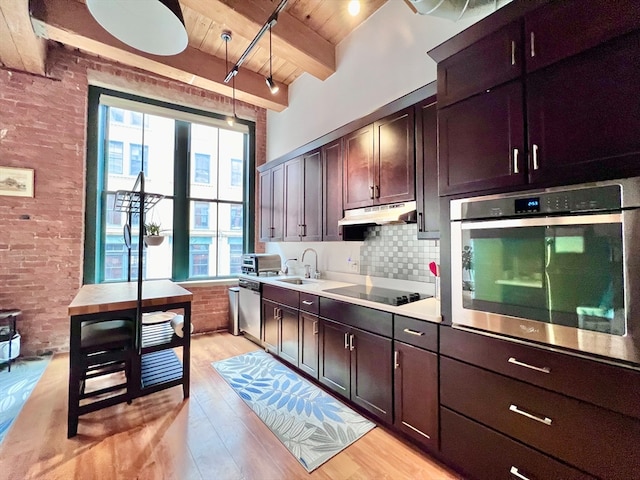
[393,341,438,450]
[262,299,278,355]
[279,305,299,366]
[298,311,319,379]
[350,327,392,424]
[441,408,595,480]
[318,318,351,397]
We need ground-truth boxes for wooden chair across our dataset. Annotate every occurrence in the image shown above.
[68,318,136,437]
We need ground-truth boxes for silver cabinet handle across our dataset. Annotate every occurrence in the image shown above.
[273,307,278,319]
[349,334,355,351]
[511,40,516,65]
[513,148,519,174]
[532,144,539,170]
[394,351,400,369]
[369,186,375,199]
[510,466,531,480]
[508,357,550,374]
[509,404,552,426]
[418,212,423,232]
[374,185,380,198]
[344,332,349,349]
[530,31,535,57]
[313,320,318,335]
[403,328,424,337]
[302,300,314,305]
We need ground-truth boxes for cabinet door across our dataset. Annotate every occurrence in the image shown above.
[527,31,640,186]
[374,107,415,205]
[350,327,392,424]
[524,0,640,73]
[415,97,439,239]
[259,170,273,242]
[298,312,319,379]
[343,124,374,210]
[302,150,322,242]
[262,299,279,355]
[271,164,285,242]
[283,157,303,242]
[438,81,525,196]
[318,318,350,399]
[279,305,299,366]
[322,139,343,241]
[394,342,438,450]
[437,21,523,108]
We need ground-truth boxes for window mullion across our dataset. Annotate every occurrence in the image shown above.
[172,120,191,281]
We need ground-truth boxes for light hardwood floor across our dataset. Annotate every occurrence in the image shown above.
[0,332,462,480]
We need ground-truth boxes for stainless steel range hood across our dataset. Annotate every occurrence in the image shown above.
[338,201,417,226]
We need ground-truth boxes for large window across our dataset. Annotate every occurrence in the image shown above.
[85,87,254,283]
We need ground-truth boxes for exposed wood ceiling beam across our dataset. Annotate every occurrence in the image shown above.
[30,0,288,111]
[0,0,46,75]
[182,0,336,80]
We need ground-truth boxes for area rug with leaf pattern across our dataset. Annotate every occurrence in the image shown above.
[0,356,51,445]
[212,350,375,472]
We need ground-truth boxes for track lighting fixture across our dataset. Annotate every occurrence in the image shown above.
[222,32,239,127]
[265,26,279,94]
[348,0,361,17]
[87,0,188,56]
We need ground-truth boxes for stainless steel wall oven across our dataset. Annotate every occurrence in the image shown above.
[450,178,640,365]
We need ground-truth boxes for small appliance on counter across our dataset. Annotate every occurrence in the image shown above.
[241,253,281,275]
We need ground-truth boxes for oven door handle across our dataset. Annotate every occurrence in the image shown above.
[460,212,621,230]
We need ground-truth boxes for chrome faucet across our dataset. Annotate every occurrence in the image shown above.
[301,248,320,279]
[282,258,297,275]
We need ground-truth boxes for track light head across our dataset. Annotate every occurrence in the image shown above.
[226,114,239,127]
[266,76,279,94]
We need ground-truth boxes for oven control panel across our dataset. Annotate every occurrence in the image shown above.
[459,185,621,220]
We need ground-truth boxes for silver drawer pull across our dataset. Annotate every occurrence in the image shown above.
[508,357,550,374]
[394,351,400,369]
[509,404,552,426]
[302,300,314,305]
[403,328,424,336]
[510,466,531,480]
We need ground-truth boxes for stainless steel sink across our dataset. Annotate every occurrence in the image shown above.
[277,277,316,285]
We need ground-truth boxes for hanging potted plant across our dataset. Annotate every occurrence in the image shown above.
[144,221,165,246]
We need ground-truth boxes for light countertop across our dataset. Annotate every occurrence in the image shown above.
[242,274,441,323]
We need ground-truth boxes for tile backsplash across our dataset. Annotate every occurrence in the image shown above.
[359,224,439,284]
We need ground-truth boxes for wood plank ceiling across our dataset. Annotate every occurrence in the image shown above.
[1,0,388,111]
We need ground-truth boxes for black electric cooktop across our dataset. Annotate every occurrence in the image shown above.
[324,285,431,306]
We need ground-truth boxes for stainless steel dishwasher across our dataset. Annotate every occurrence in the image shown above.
[238,277,261,343]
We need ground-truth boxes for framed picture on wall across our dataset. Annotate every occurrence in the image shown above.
[0,166,35,197]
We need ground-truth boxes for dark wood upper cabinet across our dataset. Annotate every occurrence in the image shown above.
[437,20,523,109]
[343,124,375,210]
[259,164,284,242]
[322,139,343,241]
[438,81,525,196]
[374,107,415,205]
[415,97,440,238]
[526,30,640,186]
[344,107,415,210]
[282,150,322,242]
[283,157,303,242]
[302,150,322,241]
[432,0,640,196]
[524,0,640,73]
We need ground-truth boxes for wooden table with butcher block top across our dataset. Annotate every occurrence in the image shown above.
[67,280,192,436]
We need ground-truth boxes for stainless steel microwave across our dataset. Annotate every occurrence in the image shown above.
[450,177,640,365]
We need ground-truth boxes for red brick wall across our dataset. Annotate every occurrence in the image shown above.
[0,46,266,355]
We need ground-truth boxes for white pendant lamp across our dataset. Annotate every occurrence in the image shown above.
[87,0,188,56]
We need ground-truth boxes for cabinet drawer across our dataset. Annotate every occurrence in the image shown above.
[441,357,640,479]
[262,284,299,308]
[441,407,594,480]
[319,298,392,338]
[440,326,640,419]
[393,316,437,352]
[299,293,319,315]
